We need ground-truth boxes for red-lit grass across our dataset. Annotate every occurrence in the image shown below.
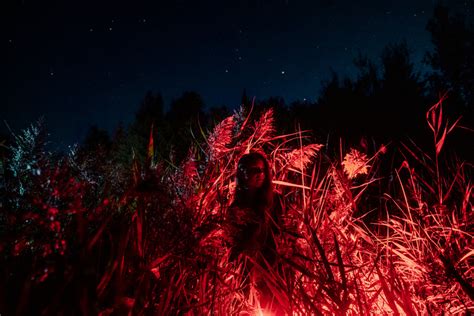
[1,99,472,315]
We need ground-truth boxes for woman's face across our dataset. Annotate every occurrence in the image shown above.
[242,159,266,190]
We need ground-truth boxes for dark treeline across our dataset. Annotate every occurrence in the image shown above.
[76,5,473,168]
[2,5,472,170]
[0,5,472,315]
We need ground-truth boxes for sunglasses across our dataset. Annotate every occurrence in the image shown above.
[245,167,265,175]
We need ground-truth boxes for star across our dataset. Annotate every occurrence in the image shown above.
[108,27,113,31]
[89,28,94,32]
[281,70,285,75]
[225,69,229,73]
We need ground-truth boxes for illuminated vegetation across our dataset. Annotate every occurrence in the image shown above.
[1,98,472,315]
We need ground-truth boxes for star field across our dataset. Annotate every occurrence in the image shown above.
[4,0,471,146]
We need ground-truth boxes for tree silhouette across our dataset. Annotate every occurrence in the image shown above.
[425,4,474,130]
[312,41,427,146]
[114,91,165,166]
[314,71,363,143]
[207,105,231,127]
[424,5,474,160]
[240,89,251,108]
[165,91,205,163]
[377,41,427,138]
[133,91,165,156]
[81,125,111,154]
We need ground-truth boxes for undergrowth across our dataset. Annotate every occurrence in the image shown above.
[1,99,472,315]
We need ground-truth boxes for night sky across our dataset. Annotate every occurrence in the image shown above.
[4,0,471,146]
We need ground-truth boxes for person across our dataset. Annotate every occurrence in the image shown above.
[226,151,285,313]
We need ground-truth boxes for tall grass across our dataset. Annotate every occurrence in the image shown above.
[1,99,472,315]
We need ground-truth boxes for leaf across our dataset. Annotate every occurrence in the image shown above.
[375,265,400,316]
[147,123,154,166]
[447,116,462,134]
[135,208,143,258]
[437,103,443,132]
[458,249,474,264]
[435,127,447,156]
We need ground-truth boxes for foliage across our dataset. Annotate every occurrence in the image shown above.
[1,6,473,314]
[425,4,474,110]
[1,98,472,315]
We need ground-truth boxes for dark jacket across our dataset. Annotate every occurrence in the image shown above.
[227,192,283,266]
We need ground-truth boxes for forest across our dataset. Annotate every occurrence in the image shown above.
[1,5,473,315]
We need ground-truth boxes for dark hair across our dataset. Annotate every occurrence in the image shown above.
[233,152,274,212]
